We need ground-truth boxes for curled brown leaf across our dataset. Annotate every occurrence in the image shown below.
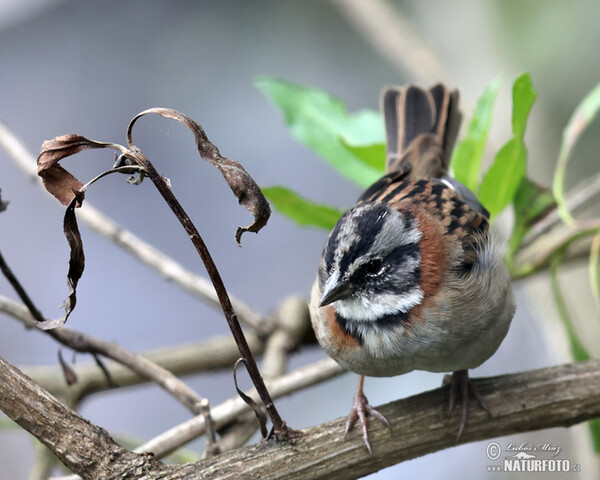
[126,108,271,245]
[35,108,269,329]
[233,358,268,438]
[59,190,85,325]
[37,134,123,206]
[58,350,78,386]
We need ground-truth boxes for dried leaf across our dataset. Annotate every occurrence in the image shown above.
[233,358,268,438]
[54,190,86,326]
[92,353,117,387]
[58,350,78,385]
[127,108,271,245]
[37,134,123,206]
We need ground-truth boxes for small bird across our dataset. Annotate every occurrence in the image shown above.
[309,84,515,453]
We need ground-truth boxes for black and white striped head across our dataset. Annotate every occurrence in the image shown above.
[318,202,423,322]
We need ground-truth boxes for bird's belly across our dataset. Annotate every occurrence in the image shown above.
[331,291,514,377]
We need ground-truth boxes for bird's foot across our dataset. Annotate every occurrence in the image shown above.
[446,369,490,439]
[345,383,391,455]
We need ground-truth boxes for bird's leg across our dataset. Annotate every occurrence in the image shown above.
[345,375,391,455]
[447,369,490,438]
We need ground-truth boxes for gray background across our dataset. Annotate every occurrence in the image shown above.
[1,0,599,478]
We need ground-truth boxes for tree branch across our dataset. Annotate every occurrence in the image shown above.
[3,355,598,479]
[129,144,288,438]
[180,360,600,479]
[0,355,163,479]
[0,295,266,399]
[208,296,312,455]
[134,358,344,459]
[0,296,208,415]
[514,218,600,278]
[521,171,600,249]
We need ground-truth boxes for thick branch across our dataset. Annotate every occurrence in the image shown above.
[173,359,600,480]
[3,352,599,479]
[0,355,162,479]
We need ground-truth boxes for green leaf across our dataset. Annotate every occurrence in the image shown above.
[478,74,536,220]
[589,419,600,453]
[450,75,503,191]
[255,76,383,188]
[553,82,600,225]
[478,138,527,219]
[341,140,386,172]
[508,177,556,257]
[262,186,343,230]
[511,73,536,138]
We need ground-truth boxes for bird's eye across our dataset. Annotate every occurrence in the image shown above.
[366,258,383,275]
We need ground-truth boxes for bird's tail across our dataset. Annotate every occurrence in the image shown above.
[381,84,461,178]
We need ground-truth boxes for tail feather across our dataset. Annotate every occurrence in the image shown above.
[381,84,460,178]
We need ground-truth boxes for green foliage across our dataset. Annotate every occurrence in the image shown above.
[508,178,555,259]
[261,186,343,230]
[511,73,537,138]
[450,75,503,191]
[341,140,386,172]
[478,138,527,219]
[478,73,536,220]
[255,76,384,188]
[257,74,542,229]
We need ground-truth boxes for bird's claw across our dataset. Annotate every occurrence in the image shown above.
[447,370,490,439]
[345,389,391,455]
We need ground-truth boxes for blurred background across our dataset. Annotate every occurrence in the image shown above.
[1,0,599,478]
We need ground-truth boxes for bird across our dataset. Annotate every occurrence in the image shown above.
[309,83,515,454]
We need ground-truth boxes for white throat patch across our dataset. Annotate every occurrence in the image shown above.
[333,288,424,321]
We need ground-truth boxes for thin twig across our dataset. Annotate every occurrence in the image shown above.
[513,218,600,279]
[521,170,600,248]
[211,296,312,454]
[0,296,208,415]
[133,357,344,459]
[260,296,311,379]
[200,398,220,457]
[3,313,266,400]
[132,149,289,438]
[0,121,267,333]
[0,250,46,324]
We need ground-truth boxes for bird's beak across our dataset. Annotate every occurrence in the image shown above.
[319,278,354,307]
